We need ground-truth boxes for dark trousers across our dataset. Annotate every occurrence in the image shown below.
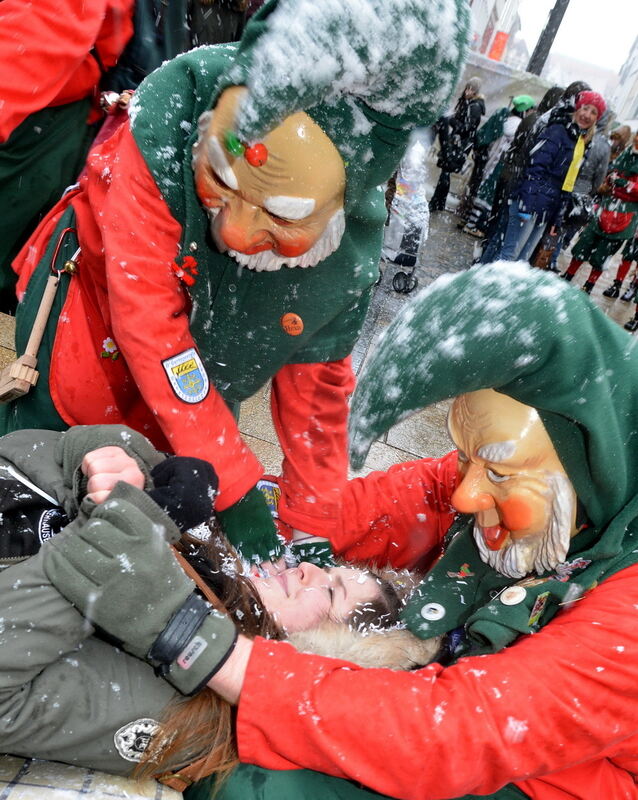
[0,99,94,309]
[430,170,451,211]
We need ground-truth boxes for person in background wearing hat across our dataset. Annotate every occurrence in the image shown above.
[480,82,590,269]
[461,94,536,238]
[37,262,638,800]
[564,129,638,298]
[495,90,606,264]
[429,77,486,213]
[478,85,565,264]
[542,103,611,273]
[1,0,468,565]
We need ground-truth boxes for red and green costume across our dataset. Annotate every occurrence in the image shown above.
[209,264,638,800]
[4,0,467,538]
[0,0,134,295]
[570,145,638,270]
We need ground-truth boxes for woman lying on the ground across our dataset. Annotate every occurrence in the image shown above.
[0,424,433,790]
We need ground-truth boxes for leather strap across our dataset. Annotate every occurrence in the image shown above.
[156,549,233,791]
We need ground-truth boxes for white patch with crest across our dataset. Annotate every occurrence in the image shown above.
[114,718,160,762]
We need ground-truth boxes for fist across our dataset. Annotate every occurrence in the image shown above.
[82,446,145,504]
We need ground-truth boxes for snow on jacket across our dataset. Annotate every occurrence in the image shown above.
[0,0,134,142]
[594,145,638,240]
[0,425,178,774]
[574,129,611,196]
[8,0,467,527]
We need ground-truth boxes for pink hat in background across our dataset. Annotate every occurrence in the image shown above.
[575,91,607,119]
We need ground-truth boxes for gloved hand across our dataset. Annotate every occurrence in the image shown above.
[148,456,218,532]
[217,485,282,564]
[42,481,236,695]
[285,533,335,568]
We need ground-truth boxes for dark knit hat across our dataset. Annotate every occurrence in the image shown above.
[575,90,606,119]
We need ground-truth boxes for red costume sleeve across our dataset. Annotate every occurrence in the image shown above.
[237,563,638,800]
[0,0,133,142]
[271,358,355,535]
[333,451,459,569]
[94,125,263,509]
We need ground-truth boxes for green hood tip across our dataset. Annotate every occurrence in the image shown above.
[349,262,638,531]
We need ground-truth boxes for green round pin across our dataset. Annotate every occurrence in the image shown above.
[224,131,245,157]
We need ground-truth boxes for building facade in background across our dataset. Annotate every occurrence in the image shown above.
[469,0,526,67]
[613,36,638,120]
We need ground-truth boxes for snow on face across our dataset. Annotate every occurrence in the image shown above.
[251,563,383,633]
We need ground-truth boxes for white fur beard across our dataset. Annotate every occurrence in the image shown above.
[473,472,575,579]
[208,208,345,272]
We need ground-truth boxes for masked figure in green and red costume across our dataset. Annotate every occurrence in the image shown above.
[190,263,638,800]
[562,128,638,294]
[2,0,469,561]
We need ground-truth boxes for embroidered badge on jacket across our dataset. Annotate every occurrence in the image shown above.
[114,718,160,762]
[162,348,210,403]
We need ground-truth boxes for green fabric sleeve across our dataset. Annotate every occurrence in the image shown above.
[0,547,176,775]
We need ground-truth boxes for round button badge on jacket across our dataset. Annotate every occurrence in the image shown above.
[281,313,304,336]
[420,602,446,621]
[500,586,527,606]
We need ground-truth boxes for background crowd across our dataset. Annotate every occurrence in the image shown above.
[420,73,638,329]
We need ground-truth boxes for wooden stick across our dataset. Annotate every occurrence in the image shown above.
[0,274,60,402]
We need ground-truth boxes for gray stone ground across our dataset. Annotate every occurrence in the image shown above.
[1,210,636,477]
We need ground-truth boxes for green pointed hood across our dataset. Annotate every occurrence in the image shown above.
[215,0,469,213]
[349,262,638,538]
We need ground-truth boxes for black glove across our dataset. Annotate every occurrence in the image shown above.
[148,456,218,532]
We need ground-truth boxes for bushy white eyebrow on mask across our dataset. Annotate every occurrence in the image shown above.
[206,136,238,189]
[477,441,517,464]
[264,195,315,220]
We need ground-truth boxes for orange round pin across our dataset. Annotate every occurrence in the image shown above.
[280,313,304,336]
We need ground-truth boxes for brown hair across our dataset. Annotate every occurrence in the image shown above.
[345,564,416,633]
[135,524,282,784]
[136,537,414,783]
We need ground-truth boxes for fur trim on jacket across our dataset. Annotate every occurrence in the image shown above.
[288,622,440,670]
